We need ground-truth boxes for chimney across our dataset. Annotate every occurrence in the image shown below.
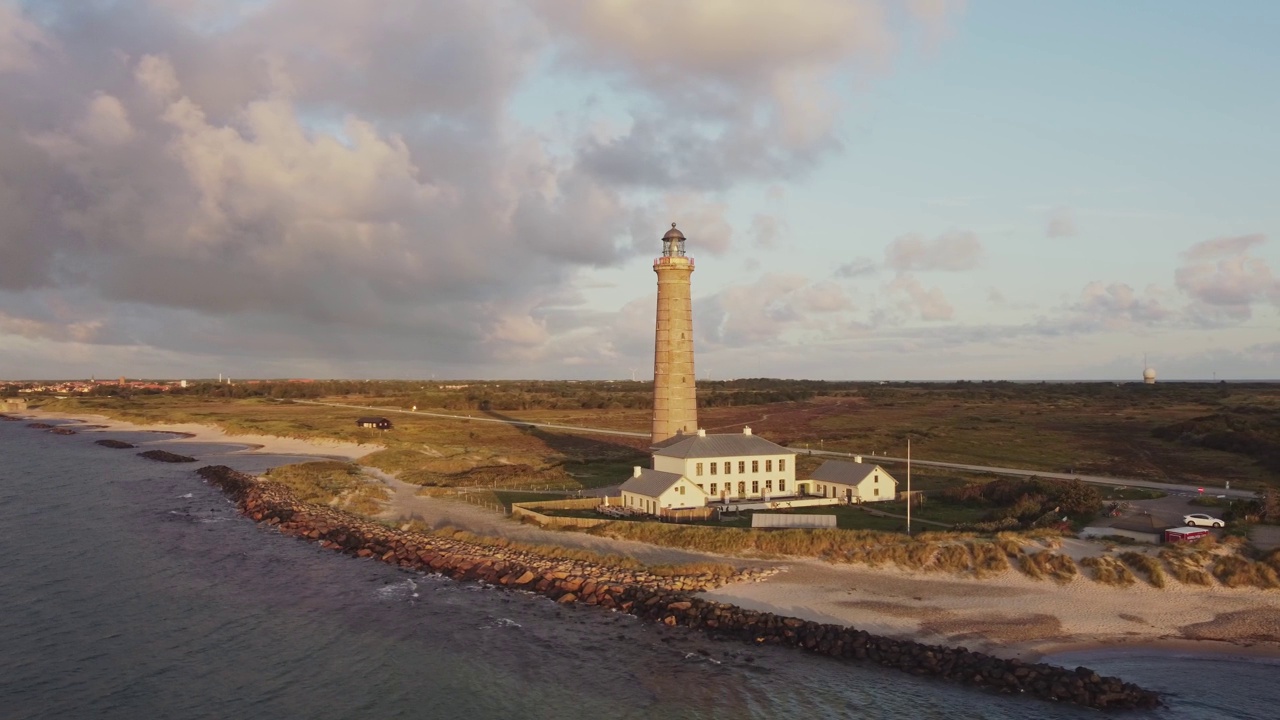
[743,426,752,436]
[697,428,706,437]
[633,466,642,477]
[853,455,862,463]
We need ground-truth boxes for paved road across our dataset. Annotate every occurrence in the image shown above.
[293,400,650,439]
[293,399,1259,499]
[797,448,1259,499]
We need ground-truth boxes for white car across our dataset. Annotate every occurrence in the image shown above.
[1183,513,1225,528]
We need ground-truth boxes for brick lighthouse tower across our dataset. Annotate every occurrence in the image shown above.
[652,223,698,444]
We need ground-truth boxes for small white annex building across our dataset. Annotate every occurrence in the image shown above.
[619,467,708,515]
[652,427,796,502]
[807,459,898,503]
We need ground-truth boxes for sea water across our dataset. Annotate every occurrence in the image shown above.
[1,420,1276,720]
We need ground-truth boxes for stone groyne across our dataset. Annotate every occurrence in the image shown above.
[196,465,1161,711]
[139,450,197,463]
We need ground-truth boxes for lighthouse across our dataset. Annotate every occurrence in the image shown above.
[651,223,698,444]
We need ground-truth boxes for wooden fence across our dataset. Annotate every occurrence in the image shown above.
[511,498,610,528]
[660,506,718,523]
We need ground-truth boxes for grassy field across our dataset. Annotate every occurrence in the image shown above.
[35,380,1280,496]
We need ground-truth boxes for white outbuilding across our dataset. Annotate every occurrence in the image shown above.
[618,467,708,516]
[807,459,898,503]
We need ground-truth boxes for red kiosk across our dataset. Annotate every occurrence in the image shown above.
[1164,526,1210,544]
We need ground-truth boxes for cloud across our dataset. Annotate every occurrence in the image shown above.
[0,1,54,73]
[0,0,968,379]
[698,274,856,349]
[749,214,783,249]
[538,0,961,189]
[0,309,103,343]
[1175,234,1279,323]
[835,258,878,278]
[1046,206,1076,238]
[0,4,643,371]
[888,274,954,321]
[1068,282,1171,328]
[884,231,982,272]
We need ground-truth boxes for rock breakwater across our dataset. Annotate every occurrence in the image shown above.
[197,464,1160,711]
[139,450,197,463]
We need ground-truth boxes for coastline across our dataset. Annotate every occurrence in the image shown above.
[24,409,377,460]
[23,408,1280,665]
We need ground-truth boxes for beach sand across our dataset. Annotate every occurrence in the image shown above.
[700,558,1280,660]
[27,409,378,460]
[26,408,1280,661]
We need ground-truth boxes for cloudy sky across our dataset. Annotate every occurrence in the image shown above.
[1,1,1277,381]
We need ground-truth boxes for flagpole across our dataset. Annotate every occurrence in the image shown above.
[906,437,912,537]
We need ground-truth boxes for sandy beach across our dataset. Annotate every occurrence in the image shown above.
[700,558,1280,661]
[24,408,1280,663]
[26,409,378,460]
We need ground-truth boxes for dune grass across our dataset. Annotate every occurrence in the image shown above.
[264,461,389,515]
[414,524,736,578]
[1158,547,1215,586]
[1119,551,1167,588]
[1020,551,1078,583]
[1211,555,1280,589]
[1081,555,1137,586]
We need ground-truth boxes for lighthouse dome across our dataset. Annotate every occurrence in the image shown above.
[662,223,685,241]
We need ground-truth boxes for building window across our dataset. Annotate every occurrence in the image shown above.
[710,483,717,495]
[710,463,717,475]
[696,463,703,477]
[874,487,880,497]
[737,481,745,495]
[724,461,732,475]
[752,480,759,494]
[779,479,786,492]
[679,485,685,495]
[766,459,773,472]
[779,459,786,472]
[738,461,745,473]
[765,480,773,491]
[752,460,759,473]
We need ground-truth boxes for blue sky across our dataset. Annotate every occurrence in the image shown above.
[0,1,1276,381]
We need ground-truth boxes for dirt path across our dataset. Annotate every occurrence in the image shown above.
[371,471,755,568]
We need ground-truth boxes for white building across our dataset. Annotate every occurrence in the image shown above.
[618,467,708,515]
[807,459,898,503]
[652,427,796,502]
